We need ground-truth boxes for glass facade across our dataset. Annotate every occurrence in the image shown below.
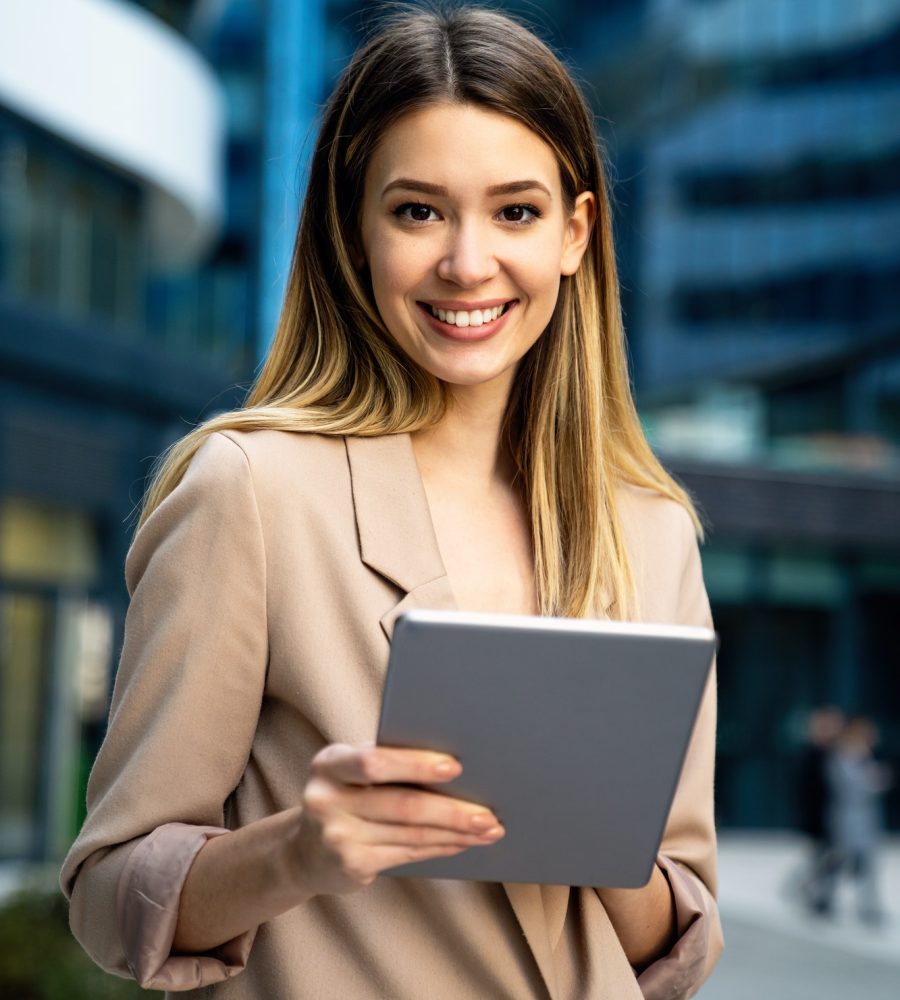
[0,113,144,331]
[0,499,111,860]
[134,0,263,358]
[704,542,900,829]
[0,108,253,373]
[0,2,259,864]
[598,1,900,828]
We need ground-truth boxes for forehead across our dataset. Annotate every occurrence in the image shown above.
[365,102,561,195]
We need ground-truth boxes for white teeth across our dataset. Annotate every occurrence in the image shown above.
[429,303,509,326]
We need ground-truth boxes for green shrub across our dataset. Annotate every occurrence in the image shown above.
[0,884,158,999]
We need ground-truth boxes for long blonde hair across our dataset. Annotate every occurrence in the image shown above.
[140,3,701,619]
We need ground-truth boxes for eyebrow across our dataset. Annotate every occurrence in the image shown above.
[381,178,552,199]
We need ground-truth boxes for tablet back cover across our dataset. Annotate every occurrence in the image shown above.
[376,610,715,887]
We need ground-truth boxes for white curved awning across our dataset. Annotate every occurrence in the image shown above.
[0,0,225,268]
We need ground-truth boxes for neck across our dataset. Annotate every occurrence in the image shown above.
[412,379,515,488]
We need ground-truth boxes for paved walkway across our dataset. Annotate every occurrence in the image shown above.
[702,832,900,999]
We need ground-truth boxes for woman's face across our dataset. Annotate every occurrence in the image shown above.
[358,103,595,397]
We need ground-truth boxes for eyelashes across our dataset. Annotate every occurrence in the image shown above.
[391,202,543,226]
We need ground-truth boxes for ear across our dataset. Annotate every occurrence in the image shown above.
[560,191,596,277]
[349,235,366,270]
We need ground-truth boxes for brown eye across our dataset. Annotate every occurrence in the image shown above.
[394,203,438,223]
[498,203,541,225]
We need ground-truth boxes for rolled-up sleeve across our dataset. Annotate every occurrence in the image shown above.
[59,431,269,988]
[117,824,255,989]
[636,509,724,999]
[636,855,719,999]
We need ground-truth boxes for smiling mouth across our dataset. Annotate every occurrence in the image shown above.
[418,300,515,329]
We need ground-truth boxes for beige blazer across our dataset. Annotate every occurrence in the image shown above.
[61,429,723,999]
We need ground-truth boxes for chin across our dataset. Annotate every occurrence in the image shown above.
[425,361,512,389]
[390,332,517,390]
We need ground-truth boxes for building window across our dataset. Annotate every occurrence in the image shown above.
[0,499,111,860]
[678,151,900,209]
[674,265,900,327]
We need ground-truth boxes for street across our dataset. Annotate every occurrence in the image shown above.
[701,834,900,999]
[702,916,899,1000]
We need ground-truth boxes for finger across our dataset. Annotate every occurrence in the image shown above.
[346,785,501,834]
[312,743,462,786]
[353,818,505,849]
[368,842,480,875]
[330,842,475,887]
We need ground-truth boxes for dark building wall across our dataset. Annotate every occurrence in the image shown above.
[0,289,248,861]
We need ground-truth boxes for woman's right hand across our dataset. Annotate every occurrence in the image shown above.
[291,743,505,896]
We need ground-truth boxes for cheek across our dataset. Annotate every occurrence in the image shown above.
[365,257,406,331]
[511,246,564,313]
[512,230,566,292]
[368,235,426,304]
[365,239,432,347]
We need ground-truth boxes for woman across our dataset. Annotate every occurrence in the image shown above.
[61,5,723,998]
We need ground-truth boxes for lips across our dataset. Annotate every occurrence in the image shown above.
[416,299,518,342]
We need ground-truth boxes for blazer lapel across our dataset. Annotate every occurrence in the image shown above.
[344,433,456,639]
[504,883,563,998]
[345,431,562,999]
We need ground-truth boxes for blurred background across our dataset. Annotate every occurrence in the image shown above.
[0,0,897,996]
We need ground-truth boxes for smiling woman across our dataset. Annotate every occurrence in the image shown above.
[59,5,723,999]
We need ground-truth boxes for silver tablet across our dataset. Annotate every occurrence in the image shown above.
[376,609,716,887]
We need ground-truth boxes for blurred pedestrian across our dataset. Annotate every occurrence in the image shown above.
[823,716,892,926]
[797,706,844,916]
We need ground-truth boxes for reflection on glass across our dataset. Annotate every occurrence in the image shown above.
[0,593,49,858]
[0,108,250,372]
[0,499,99,587]
[0,496,111,859]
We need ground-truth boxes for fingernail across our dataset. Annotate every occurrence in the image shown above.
[482,826,504,839]
[434,760,460,777]
[469,813,495,830]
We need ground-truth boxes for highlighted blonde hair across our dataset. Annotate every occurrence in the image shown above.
[141,3,701,619]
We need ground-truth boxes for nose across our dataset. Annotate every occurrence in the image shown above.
[436,220,499,287]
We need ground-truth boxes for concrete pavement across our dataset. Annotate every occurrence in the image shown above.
[701,832,900,999]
